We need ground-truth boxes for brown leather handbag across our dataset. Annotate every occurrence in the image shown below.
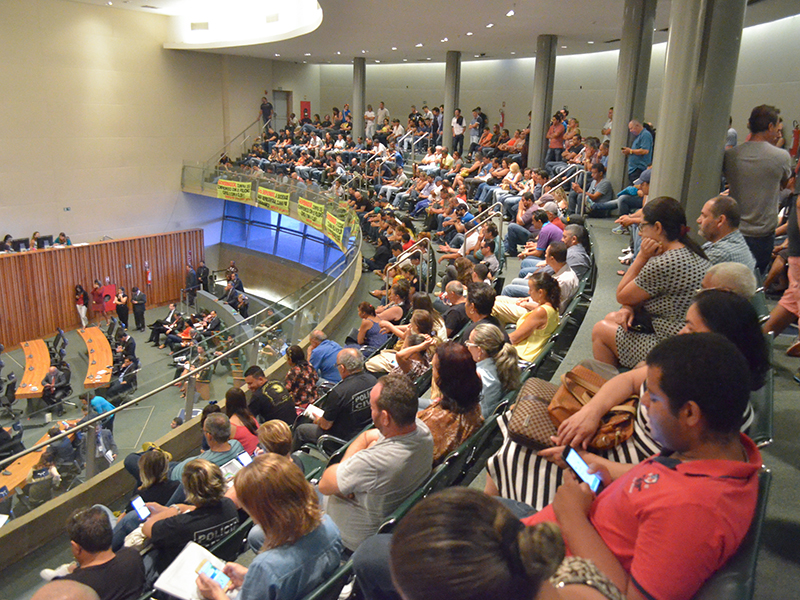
[547,365,638,452]
[506,378,560,449]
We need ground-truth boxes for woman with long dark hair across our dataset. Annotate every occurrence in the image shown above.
[284,345,318,410]
[75,284,90,328]
[224,387,259,455]
[592,196,710,368]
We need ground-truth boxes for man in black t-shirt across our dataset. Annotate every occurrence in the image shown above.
[58,506,145,600]
[259,95,273,127]
[244,366,297,426]
[441,281,470,338]
[293,349,377,450]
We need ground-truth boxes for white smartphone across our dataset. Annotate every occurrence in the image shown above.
[130,495,151,521]
[562,447,603,493]
[237,452,253,466]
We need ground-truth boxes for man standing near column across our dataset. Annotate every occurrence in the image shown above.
[451,109,465,157]
[621,120,653,184]
[723,104,792,274]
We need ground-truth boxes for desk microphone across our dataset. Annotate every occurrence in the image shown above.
[88,338,93,343]
[28,366,34,371]
[90,349,95,353]
[91,360,96,365]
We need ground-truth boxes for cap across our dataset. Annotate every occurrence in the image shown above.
[542,201,559,215]
[635,169,652,185]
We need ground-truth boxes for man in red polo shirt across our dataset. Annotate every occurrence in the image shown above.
[526,333,761,600]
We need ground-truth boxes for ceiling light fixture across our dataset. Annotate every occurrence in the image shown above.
[416,43,423,47]
[403,58,408,62]
[336,51,341,55]
[375,60,380,63]
[466,32,473,36]
[474,54,480,58]
[426,57,431,60]
[391,47,397,50]
[587,41,594,44]
[304,53,311,56]
[506,9,514,16]
[561,45,567,48]
[510,51,516,55]
[486,23,494,28]
[274,53,280,57]
[441,38,448,42]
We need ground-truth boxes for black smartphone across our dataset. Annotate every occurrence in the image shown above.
[562,447,603,493]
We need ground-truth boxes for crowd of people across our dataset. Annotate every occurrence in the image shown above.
[21,94,798,600]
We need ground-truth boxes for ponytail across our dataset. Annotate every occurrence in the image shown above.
[494,343,520,392]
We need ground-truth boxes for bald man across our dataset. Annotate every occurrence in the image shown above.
[32,580,100,600]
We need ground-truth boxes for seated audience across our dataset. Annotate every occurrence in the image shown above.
[696,195,757,270]
[284,345,319,409]
[418,342,483,465]
[142,459,239,579]
[465,323,520,416]
[702,261,758,297]
[243,366,297,426]
[500,242,579,312]
[319,373,433,551]
[293,348,377,449]
[487,289,769,511]
[592,196,710,368]
[55,506,145,600]
[492,272,560,362]
[196,455,342,600]
[224,387,259,455]
[308,331,343,383]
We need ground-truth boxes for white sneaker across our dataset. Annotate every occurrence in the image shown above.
[40,563,73,581]
[617,250,633,261]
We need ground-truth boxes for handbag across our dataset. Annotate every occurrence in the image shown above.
[506,378,560,449]
[547,365,638,452]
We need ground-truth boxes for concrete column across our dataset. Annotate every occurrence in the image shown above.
[442,50,461,152]
[352,57,366,142]
[607,0,657,191]
[528,35,557,170]
[649,0,747,222]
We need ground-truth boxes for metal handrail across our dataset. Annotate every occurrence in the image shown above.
[204,117,262,166]
[543,164,584,191]
[381,237,433,295]
[0,214,363,469]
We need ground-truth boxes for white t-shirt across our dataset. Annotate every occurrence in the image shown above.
[451,116,466,136]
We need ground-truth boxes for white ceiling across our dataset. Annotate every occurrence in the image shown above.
[67,0,800,64]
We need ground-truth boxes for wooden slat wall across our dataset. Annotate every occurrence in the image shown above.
[0,230,205,349]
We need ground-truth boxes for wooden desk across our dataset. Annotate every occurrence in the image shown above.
[15,340,50,399]
[78,327,113,389]
[0,420,77,497]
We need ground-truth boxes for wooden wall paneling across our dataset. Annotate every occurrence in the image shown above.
[0,230,204,349]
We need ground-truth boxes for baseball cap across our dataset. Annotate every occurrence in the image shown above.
[635,169,652,185]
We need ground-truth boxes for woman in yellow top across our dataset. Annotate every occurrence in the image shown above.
[509,272,560,362]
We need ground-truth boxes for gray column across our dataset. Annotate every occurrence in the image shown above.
[442,51,461,152]
[528,35,557,170]
[649,0,747,222]
[607,0,656,191]
[352,57,366,142]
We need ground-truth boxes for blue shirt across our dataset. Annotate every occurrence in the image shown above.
[238,515,342,600]
[310,339,343,382]
[629,129,653,174]
[90,396,115,416]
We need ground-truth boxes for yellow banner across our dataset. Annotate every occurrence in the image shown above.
[325,212,345,250]
[297,196,325,230]
[217,179,252,201]
[256,187,290,215]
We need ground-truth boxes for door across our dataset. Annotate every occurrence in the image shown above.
[272,90,291,131]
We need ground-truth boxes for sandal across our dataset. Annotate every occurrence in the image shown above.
[617,269,627,276]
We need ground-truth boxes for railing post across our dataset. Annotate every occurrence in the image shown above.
[184,375,196,420]
[84,424,98,480]
[246,341,258,370]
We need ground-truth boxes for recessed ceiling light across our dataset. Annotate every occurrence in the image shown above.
[391,47,397,51]
[415,43,423,47]
[561,45,567,48]
[107,1,112,4]
[510,52,516,55]
[466,32,473,36]
[274,53,280,57]
[474,54,480,58]
[336,51,341,55]
[361,50,366,53]
[506,9,514,16]
[441,38,448,42]
[403,58,408,62]
[486,23,494,28]
[426,57,431,60]
[304,53,311,56]
[303,61,307,63]
[587,41,594,44]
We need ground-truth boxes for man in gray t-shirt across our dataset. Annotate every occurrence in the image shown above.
[723,104,792,272]
[319,374,433,551]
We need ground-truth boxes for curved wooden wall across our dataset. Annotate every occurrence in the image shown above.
[0,230,204,349]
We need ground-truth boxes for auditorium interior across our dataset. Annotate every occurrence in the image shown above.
[1,0,799,598]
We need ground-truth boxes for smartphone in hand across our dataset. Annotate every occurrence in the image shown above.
[562,447,603,493]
